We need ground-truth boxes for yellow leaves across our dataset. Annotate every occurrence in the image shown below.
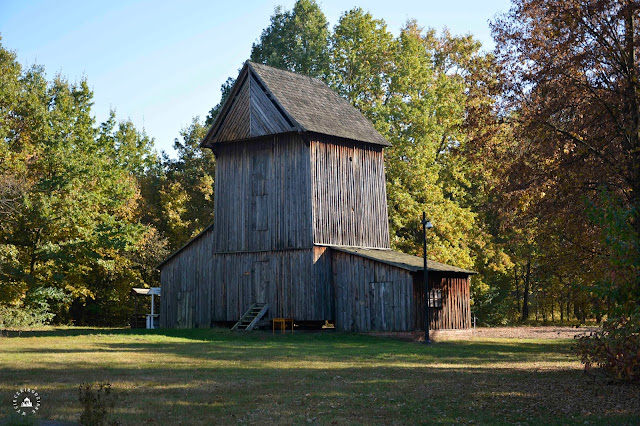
[195,175,214,201]
[64,284,93,300]
[159,181,191,241]
[563,141,576,154]
[114,174,142,222]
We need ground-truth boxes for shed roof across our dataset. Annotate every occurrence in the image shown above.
[131,287,161,296]
[329,246,476,274]
[201,62,390,147]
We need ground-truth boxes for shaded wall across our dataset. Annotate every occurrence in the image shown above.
[161,242,472,330]
[160,227,215,329]
[413,272,471,330]
[212,133,312,252]
[160,245,333,328]
[209,248,332,322]
[331,250,414,331]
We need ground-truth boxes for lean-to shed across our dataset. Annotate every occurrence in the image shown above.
[159,61,475,332]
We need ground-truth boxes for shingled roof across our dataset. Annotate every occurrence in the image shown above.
[329,246,476,274]
[201,61,390,147]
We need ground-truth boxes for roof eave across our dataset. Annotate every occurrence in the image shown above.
[157,223,215,270]
[200,62,252,149]
[326,245,476,274]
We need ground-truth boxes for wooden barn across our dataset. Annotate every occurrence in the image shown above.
[159,61,475,332]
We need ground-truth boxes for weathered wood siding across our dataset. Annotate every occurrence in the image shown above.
[249,74,293,138]
[161,240,471,330]
[210,248,332,321]
[413,272,471,330]
[212,133,312,252]
[209,71,295,144]
[161,246,333,327]
[160,227,215,329]
[214,72,251,142]
[310,137,390,248]
[331,250,413,331]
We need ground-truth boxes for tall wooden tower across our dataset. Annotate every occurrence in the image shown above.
[159,62,474,332]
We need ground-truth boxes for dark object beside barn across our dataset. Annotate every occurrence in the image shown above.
[158,61,475,332]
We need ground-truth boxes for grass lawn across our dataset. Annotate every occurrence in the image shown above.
[0,328,638,424]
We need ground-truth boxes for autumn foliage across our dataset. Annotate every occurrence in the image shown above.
[575,314,640,381]
[2,0,640,345]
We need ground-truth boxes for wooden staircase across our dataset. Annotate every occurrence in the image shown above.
[231,303,269,331]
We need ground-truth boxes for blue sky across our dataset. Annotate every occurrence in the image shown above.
[0,0,512,157]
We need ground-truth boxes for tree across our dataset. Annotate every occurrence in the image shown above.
[154,118,215,250]
[330,8,396,119]
[251,0,330,78]
[0,40,166,325]
[492,0,640,316]
[97,111,157,177]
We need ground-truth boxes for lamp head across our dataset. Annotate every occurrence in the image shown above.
[421,212,434,229]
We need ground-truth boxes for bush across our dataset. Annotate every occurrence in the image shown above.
[574,314,640,381]
[0,305,54,335]
[78,382,116,425]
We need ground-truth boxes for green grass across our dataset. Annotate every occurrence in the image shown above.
[1,328,638,424]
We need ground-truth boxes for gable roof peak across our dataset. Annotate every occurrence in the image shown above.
[202,61,391,148]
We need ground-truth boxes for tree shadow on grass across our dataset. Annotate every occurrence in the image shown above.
[5,328,574,366]
[0,358,638,424]
[1,329,638,423]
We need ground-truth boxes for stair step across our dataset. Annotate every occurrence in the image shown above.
[231,303,270,331]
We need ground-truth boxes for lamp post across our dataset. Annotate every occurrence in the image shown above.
[421,212,433,344]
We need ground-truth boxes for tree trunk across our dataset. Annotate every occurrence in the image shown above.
[522,257,530,320]
[514,264,521,314]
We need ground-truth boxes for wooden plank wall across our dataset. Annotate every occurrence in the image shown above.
[331,250,413,331]
[214,73,251,142]
[212,133,313,252]
[210,249,332,321]
[161,247,332,327]
[159,227,215,329]
[310,137,390,248]
[160,237,471,331]
[211,71,293,143]
[413,272,471,330]
[249,74,293,138]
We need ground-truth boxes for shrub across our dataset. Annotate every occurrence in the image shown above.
[0,286,70,335]
[78,382,116,425]
[574,314,640,381]
[0,305,54,335]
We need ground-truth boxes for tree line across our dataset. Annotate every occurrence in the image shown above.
[0,49,215,325]
[1,0,638,328]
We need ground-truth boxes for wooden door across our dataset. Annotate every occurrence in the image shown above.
[253,260,270,304]
[176,290,193,328]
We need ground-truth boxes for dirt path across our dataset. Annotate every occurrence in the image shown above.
[367,326,601,341]
[473,326,600,339]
